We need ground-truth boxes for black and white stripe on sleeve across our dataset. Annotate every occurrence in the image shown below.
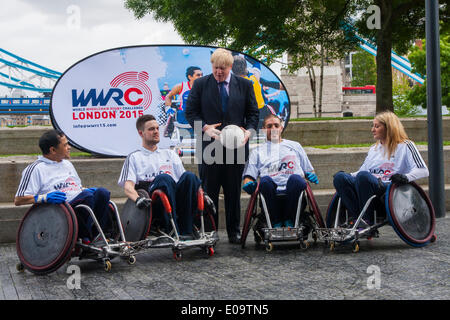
[405,140,426,168]
[17,160,43,197]
[118,151,138,184]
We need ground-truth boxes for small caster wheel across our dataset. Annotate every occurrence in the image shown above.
[265,242,273,252]
[329,241,335,252]
[352,241,360,253]
[173,251,182,261]
[128,256,136,265]
[312,231,318,243]
[207,247,214,257]
[16,263,25,273]
[300,240,310,250]
[104,260,112,272]
[430,234,437,243]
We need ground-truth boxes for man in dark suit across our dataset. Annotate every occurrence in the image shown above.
[185,48,259,244]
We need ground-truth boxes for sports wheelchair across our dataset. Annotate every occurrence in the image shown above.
[316,182,437,253]
[241,181,326,251]
[16,200,135,275]
[120,187,219,261]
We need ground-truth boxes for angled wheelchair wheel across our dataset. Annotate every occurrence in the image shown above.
[241,182,260,248]
[121,189,152,242]
[16,203,78,275]
[325,192,348,228]
[305,184,325,228]
[386,182,436,247]
[103,202,121,241]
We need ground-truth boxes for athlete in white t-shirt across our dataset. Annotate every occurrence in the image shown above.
[14,130,112,242]
[333,111,429,225]
[242,114,318,228]
[118,114,202,235]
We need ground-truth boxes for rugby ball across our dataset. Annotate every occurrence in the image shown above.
[220,125,245,149]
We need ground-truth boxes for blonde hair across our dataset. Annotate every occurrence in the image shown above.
[374,111,409,159]
[210,48,234,67]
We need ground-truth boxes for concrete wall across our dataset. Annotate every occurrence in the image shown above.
[342,94,376,117]
[0,126,83,155]
[1,146,449,243]
[283,117,450,146]
[0,120,448,243]
[1,118,448,155]
[281,62,345,117]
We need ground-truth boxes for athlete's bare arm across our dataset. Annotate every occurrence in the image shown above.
[124,180,140,202]
[164,83,182,107]
[14,195,35,206]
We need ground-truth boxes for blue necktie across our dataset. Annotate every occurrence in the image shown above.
[219,81,229,113]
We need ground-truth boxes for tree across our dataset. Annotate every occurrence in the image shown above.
[125,0,359,117]
[283,1,359,117]
[351,49,377,86]
[407,33,450,112]
[393,76,419,116]
[354,0,450,113]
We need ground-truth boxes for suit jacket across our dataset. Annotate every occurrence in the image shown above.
[186,73,259,131]
[185,73,259,162]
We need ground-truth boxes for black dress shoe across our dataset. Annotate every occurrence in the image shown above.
[228,234,241,244]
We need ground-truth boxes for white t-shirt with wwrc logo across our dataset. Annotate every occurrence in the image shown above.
[118,146,185,187]
[16,156,83,202]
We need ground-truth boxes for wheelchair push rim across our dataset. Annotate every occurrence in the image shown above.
[306,183,325,229]
[386,182,436,247]
[241,182,260,248]
[121,189,152,242]
[16,203,78,275]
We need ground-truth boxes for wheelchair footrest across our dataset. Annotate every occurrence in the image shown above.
[315,228,355,242]
[262,227,304,241]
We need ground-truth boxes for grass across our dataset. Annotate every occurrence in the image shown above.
[2,142,447,157]
[4,125,52,128]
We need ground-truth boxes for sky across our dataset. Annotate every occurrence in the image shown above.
[0,0,283,97]
[1,0,183,72]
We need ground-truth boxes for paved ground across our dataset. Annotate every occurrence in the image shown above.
[1,216,449,302]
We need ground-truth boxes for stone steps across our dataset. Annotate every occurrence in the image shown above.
[2,118,449,154]
[2,146,448,201]
[2,184,450,243]
[1,146,449,243]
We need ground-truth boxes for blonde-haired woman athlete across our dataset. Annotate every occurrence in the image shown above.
[333,111,429,225]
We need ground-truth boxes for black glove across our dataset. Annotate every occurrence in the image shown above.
[135,196,151,209]
[390,173,409,185]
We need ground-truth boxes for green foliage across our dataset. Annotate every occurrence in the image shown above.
[407,33,450,111]
[352,0,449,112]
[125,0,358,66]
[351,49,376,86]
[354,0,427,56]
[393,77,419,116]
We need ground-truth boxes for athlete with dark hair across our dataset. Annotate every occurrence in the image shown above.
[14,130,112,243]
[118,115,202,235]
[242,114,318,228]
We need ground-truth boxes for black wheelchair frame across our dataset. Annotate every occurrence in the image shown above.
[316,182,437,252]
[241,181,325,251]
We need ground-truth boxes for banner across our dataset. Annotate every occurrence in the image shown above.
[51,45,290,157]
